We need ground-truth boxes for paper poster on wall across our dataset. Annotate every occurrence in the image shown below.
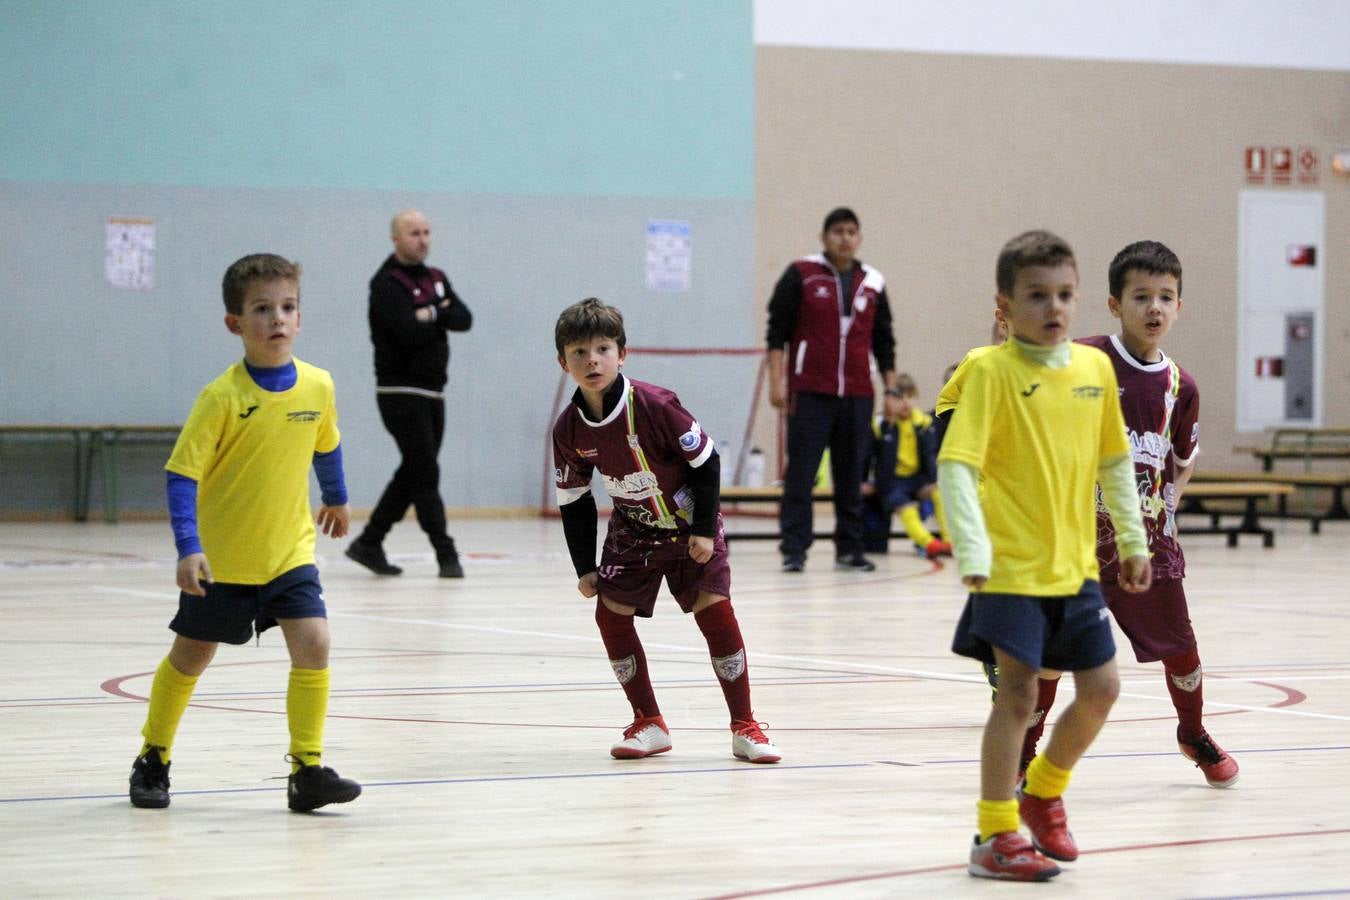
[645,219,691,292]
[105,216,156,290]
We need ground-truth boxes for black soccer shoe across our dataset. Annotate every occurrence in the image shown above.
[345,541,402,576]
[438,555,465,578]
[288,760,362,812]
[129,747,171,809]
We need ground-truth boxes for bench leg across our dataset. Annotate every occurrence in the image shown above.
[1326,487,1349,521]
[102,432,119,524]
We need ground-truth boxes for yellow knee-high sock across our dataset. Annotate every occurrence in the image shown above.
[1024,753,1073,799]
[899,504,936,546]
[977,798,1020,842]
[139,656,200,762]
[932,488,948,540]
[287,666,330,772]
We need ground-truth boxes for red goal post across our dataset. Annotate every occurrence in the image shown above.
[539,346,783,515]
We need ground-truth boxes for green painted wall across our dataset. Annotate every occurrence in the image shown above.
[0,0,752,198]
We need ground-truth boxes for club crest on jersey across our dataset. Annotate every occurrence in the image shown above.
[815,286,830,298]
[712,649,746,682]
[855,296,868,312]
[603,469,661,501]
[610,654,637,685]
[435,281,445,299]
[679,421,703,452]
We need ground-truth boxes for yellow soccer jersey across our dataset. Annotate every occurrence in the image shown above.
[166,358,340,584]
[873,408,932,477]
[935,344,999,416]
[938,342,1128,596]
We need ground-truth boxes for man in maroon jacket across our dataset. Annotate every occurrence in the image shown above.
[766,208,898,572]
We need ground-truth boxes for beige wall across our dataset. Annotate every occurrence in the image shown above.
[755,46,1350,471]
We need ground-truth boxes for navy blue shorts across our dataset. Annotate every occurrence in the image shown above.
[169,564,327,645]
[951,580,1116,672]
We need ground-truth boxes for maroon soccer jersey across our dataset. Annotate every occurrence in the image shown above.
[553,375,715,534]
[1077,334,1199,580]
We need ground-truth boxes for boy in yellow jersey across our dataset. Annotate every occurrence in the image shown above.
[128,254,361,813]
[939,231,1150,881]
[860,373,951,559]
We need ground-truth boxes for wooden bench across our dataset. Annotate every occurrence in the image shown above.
[92,426,182,523]
[1237,427,1350,471]
[1176,482,1295,548]
[0,424,180,522]
[720,486,914,542]
[1189,470,1350,532]
[0,425,100,520]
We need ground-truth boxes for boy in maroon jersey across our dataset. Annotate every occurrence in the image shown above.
[1015,241,1238,787]
[551,298,781,763]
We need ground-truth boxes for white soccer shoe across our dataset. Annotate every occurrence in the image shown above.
[731,719,782,763]
[611,715,672,759]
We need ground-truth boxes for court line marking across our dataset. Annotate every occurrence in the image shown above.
[327,610,1350,722]
[0,762,865,805]
[700,828,1350,898]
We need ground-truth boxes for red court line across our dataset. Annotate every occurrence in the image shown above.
[704,828,1350,898]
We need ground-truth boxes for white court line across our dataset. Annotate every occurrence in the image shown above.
[93,586,173,600]
[329,610,1350,721]
[330,610,979,682]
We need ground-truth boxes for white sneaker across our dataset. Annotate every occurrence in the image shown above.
[611,715,672,759]
[731,719,782,763]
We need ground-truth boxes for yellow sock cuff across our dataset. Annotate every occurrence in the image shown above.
[1024,753,1072,799]
[899,504,935,545]
[932,489,948,538]
[287,666,330,770]
[977,798,1020,842]
[140,656,200,762]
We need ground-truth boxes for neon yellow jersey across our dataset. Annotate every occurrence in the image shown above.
[938,342,1129,596]
[873,408,932,477]
[166,359,340,584]
[935,344,999,415]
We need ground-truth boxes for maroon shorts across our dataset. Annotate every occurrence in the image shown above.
[596,512,731,617]
[1103,577,1196,663]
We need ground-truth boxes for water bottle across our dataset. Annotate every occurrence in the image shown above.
[745,446,766,487]
[717,441,734,487]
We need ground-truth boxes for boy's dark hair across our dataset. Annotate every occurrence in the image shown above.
[995,230,1076,296]
[555,297,627,356]
[822,207,859,233]
[222,253,302,315]
[1108,240,1183,299]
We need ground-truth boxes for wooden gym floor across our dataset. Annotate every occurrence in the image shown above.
[1,515,1347,897]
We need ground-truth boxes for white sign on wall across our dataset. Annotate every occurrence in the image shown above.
[105,216,156,291]
[645,219,691,292]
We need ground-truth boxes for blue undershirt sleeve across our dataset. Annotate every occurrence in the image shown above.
[313,444,349,506]
[165,472,203,559]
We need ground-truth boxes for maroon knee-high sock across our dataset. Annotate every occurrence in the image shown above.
[694,600,753,723]
[595,602,660,718]
[1020,676,1061,766]
[1163,648,1205,742]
